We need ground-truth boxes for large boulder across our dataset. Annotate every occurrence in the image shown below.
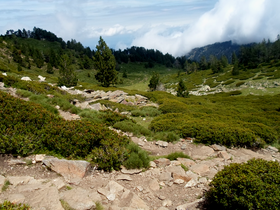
[43,158,90,184]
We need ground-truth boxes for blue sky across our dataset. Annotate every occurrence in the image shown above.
[1,0,280,56]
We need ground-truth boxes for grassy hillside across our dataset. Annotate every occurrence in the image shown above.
[1,34,280,170]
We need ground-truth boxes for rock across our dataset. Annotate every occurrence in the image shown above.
[116,174,132,181]
[21,77,32,81]
[35,154,45,162]
[7,176,33,186]
[191,146,215,160]
[157,207,169,210]
[154,158,171,167]
[52,178,66,190]
[26,186,64,210]
[98,188,116,201]
[267,146,279,152]
[2,73,7,76]
[198,177,208,184]
[156,140,169,148]
[90,103,102,111]
[176,198,203,210]
[121,167,142,175]
[218,151,231,160]
[9,194,25,204]
[158,195,166,200]
[7,159,26,165]
[129,193,149,210]
[149,161,157,168]
[211,144,226,151]
[60,187,98,210]
[42,158,90,184]
[173,173,192,183]
[108,181,124,193]
[190,164,210,176]
[136,186,144,192]
[55,105,60,109]
[0,175,5,188]
[159,172,172,181]
[184,179,197,188]
[149,179,160,191]
[162,199,172,207]
[174,179,185,184]
[38,75,46,82]
[181,144,187,150]
[177,158,196,167]
[166,165,185,176]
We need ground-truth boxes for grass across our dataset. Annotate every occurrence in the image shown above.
[2,180,10,192]
[60,200,75,210]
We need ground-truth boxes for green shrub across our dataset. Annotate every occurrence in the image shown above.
[0,201,30,210]
[205,159,280,210]
[158,99,188,114]
[235,81,245,87]
[123,142,150,169]
[153,131,180,142]
[113,120,151,136]
[0,91,129,171]
[223,80,235,85]
[166,152,190,161]
[131,106,161,117]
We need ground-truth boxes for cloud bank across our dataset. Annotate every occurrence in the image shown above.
[131,0,280,56]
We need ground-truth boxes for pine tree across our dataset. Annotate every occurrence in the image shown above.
[177,78,189,97]
[94,37,118,87]
[47,62,54,74]
[232,61,239,76]
[122,70,128,78]
[148,72,159,91]
[58,54,77,87]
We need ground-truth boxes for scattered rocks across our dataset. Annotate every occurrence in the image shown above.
[154,158,171,167]
[156,141,169,148]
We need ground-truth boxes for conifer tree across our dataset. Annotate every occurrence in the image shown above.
[177,78,189,97]
[94,37,118,87]
[148,72,159,91]
[58,54,77,87]
[232,61,239,76]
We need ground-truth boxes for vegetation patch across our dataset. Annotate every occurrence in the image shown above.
[205,159,280,210]
[0,201,30,210]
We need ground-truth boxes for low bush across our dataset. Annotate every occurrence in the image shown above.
[235,81,245,87]
[158,99,188,114]
[205,159,280,210]
[0,91,129,171]
[223,80,235,85]
[123,142,150,169]
[113,120,151,136]
[0,201,30,210]
[166,152,190,161]
[131,106,161,117]
[153,131,180,142]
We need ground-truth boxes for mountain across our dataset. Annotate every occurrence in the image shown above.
[186,41,241,62]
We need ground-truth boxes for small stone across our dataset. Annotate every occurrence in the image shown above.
[150,161,157,168]
[149,179,160,191]
[136,186,144,192]
[162,199,172,207]
[116,175,132,181]
[174,179,185,184]
[184,179,197,188]
[158,195,166,200]
[181,144,187,150]
[217,151,231,160]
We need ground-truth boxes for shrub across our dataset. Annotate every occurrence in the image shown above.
[236,81,245,87]
[166,152,190,161]
[153,131,180,142]
[123,142,150,169]
[131,106,161,117]
[113,120,151,136]
[205,159,280,210]
[223,80,235,85]
[0,201,30,210]
[0,91,129,171]
[158,99,188,114]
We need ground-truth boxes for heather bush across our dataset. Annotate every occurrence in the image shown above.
[166,152,190,161]
[153,131,180,142]
[0,201,30,210]
[205,159,280,210]
[113,120,151,136]
[123,142,150,169]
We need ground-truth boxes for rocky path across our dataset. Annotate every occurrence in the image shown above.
[0,140,279,210]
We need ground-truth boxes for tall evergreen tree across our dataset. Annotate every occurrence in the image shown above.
[148,72,159,91]
[58,54,78,87]
[232,61,239,76]
[177,79,189,97]
[94,37,118,87]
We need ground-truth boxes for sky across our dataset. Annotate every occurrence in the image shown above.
[1,0,280,56]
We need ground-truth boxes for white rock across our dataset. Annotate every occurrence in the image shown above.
[2,73,7,76]
[184,179,197,188]
[21,77,32,81]
[38,75,46,81]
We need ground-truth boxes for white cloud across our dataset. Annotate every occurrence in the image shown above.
[131,0,280,56]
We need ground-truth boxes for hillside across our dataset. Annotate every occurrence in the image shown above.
[1,30,280,209]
